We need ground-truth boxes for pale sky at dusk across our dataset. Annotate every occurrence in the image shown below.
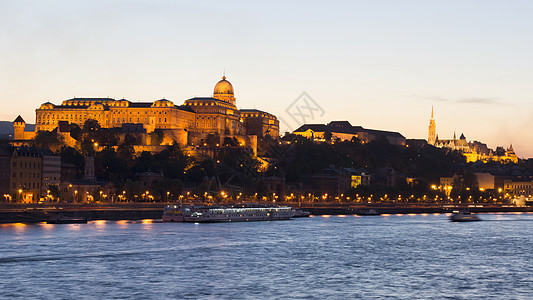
[2,0,533,157]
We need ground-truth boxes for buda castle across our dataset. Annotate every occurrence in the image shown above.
[14,75,280,152]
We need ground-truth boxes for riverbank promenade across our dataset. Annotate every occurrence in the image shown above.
[1,202,531,223]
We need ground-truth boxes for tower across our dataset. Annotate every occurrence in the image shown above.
[428,107,436,145]
[13,115,26,140]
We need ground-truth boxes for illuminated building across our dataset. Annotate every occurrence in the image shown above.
[293,121,405,146]
[0,147,43,202]
[427,108,518,163]
[428,106,436,145]
[12,116,36,143]
[27,75,278,151]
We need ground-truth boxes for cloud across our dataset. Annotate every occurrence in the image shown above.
[422,96,503,105]
[455,98,500,105]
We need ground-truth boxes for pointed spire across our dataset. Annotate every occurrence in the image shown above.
[508,143,514,151]
[14,115,25,123]
[453,131,456,140]
[222,69,226,80]
[431,106,434,119]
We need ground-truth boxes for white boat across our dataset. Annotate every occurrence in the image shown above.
[163,204,295,223]
[449,211,481,222]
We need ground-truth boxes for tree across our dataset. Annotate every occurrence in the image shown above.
[70,123,82,140]
[223,137,239,147]
[61,146,85,178]
[324,131,332,142]
[82,119,101,133]
[33,130,62,150]
[123,133,139,146]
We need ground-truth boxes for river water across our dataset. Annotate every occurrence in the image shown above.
[0,213,532,299]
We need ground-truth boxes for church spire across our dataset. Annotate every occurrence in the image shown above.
[428,106,436,145]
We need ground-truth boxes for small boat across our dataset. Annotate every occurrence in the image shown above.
[449,211,481,222]
[292,208,311,218]
[356,208,381,216]
[46,216,88,224]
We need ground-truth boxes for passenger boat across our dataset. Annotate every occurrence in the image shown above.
[449,211,481,222]
[162,204,295,223]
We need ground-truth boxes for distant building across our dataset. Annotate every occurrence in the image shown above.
[475,172,496,190]
[12,116,36,143]
[428,106,436,145]
[38,148,61,196]
[504,179,533,197]
[427,108,518,163]
[293,121,405,146]
[0,147,43,202]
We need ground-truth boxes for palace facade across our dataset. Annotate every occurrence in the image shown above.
[15,76,280,150]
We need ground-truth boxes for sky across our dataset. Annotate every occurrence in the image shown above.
[1,0,533,157]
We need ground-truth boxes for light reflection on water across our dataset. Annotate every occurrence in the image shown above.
[0,213,532,299]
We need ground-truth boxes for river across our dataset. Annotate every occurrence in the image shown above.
[1,213,532,299]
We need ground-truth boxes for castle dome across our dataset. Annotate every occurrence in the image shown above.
[213,76,234,95]
[212,75,236,105]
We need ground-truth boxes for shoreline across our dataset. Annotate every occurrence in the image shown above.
[0,203,531,224]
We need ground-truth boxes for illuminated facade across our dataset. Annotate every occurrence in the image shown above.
[427,108,518,163]
[240,109,280,138]
[26,76,279,149]
[0,147,42,202]
[428,106,436,145]
[13,116,36,141]
[293,121,406,146]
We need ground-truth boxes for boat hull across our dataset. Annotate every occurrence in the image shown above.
[449,212,481,222]
[162,205,294,223]
[46,218,88,224]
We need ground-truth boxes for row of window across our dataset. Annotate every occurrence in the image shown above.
[112,117,169,123]
[12,182,40,189]
[13,172,40,178]
[12,162,40,169]
[112,110,168,115]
